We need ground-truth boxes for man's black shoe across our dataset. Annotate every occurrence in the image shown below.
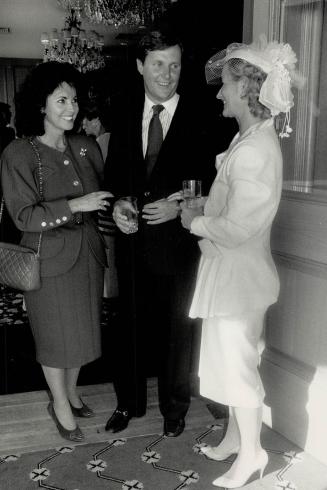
[163,418,185,437]
[105,408,131,433]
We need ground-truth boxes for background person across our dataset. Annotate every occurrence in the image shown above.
[1,61,112,442]
[180,38,299,487]
[0,102,15,154]
[81,96,111,162]
[81,96,118,299]
[104,28,215,437]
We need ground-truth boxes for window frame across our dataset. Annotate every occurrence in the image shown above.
[268,0,324,193]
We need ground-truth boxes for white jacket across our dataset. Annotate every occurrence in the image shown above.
[189,118,282,318]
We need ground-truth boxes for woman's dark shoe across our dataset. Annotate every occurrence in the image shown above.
[69,398,95,418]
[47,402,84,442]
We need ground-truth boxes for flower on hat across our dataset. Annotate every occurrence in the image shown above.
[255,36,298,72]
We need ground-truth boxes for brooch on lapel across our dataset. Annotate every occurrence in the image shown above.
[80,148,87,157]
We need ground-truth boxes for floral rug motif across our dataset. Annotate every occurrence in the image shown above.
[1,423,327,490]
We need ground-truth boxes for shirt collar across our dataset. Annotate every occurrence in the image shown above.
[144,93,179,116]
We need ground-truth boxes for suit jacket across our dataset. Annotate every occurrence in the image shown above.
[189,118,282,318]
[105,90,216,276]
[1,135,107,277]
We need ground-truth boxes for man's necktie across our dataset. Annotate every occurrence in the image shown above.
[145,104,164,178]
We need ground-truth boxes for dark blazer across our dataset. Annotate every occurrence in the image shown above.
[105,90,216,275]
[1,135,107,277]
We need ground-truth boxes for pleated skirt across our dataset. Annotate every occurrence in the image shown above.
[199,310,266,408]
[24,232,104,368]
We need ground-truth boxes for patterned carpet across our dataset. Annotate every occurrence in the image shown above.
[1,421,327,490]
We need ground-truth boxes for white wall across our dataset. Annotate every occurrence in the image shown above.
[0,0,122,59]
[247,0,327,466]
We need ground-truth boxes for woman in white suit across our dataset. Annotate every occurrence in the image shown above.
[180,38,299,488]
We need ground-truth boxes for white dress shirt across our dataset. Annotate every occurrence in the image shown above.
[142,93,179,157]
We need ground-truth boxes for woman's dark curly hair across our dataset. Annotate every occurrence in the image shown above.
[15,61,84,137]
[226,59,271,119]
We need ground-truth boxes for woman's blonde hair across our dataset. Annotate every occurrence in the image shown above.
[226,59,271,119]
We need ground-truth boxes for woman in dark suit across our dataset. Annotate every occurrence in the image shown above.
[1,62,112,442]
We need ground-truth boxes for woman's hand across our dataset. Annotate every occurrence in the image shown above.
[68,191,113,213]
[180,202,204,230]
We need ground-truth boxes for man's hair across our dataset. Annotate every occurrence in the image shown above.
[226,59,271,119]
[0,102,12,128]
[15,61,83,137]
[136,29,183,63]
[81,96,111,132]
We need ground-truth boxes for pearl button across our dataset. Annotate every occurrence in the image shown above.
[73,180,79,186]
[56,218,61,224]
[62,216,67,221]
[63,159,70,165]
[41,221,47,227]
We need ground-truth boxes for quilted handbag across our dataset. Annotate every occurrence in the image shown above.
[0,138,43,291]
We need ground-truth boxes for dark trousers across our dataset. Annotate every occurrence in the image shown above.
[111,251,197,421]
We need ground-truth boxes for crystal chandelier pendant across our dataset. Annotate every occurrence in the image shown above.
[58,0,172,28]
[41,4,105,73]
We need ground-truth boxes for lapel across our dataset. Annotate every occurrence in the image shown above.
[130,94,145,169]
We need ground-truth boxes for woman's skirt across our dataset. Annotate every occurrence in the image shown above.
[199,310,266,408]
[24,234,104,368]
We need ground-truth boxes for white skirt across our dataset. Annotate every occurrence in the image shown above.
[199,310,266,408]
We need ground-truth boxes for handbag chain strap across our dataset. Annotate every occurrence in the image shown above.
[0,137,44,256]
[0,198,4,223]
[28,138,44,256]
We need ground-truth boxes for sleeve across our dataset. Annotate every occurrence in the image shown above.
[1,143,72,233]
[190,144,278,248]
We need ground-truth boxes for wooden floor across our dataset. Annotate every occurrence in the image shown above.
[0,379,216,455]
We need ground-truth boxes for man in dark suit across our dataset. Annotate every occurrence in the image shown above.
[104,28,216,437]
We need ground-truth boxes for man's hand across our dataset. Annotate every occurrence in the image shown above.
[142,198,180,225]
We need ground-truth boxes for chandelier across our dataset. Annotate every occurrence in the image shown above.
[40,7,105,73]
[57,0,172,28]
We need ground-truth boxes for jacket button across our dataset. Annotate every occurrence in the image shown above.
[49,222,54,226]
[62,216,68,221]
[73,180,79,186]
[56,218,61,224]
[63,159,70,165]
[41,221,47,227]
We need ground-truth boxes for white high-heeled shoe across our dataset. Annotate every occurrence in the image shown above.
[200,445,239,461]
[212,449,268,488]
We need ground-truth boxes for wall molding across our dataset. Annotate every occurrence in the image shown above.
[262,345,316,383]
[272,250,327,279]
